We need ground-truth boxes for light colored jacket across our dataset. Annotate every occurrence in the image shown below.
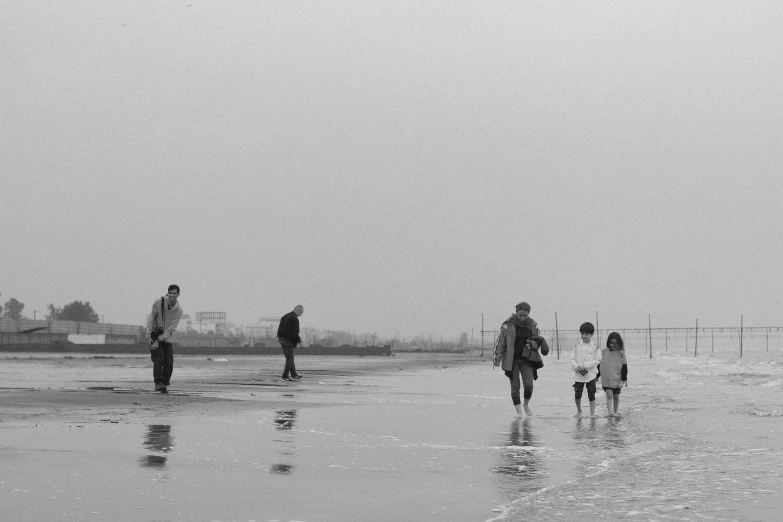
[145,297,183,343]
[570,341,601,382]
[600,348,628,388]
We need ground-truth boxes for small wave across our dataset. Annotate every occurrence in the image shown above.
[750,409,783,417]
[728,372,771,378]
[654,371,685,381]
[507,445,548,452]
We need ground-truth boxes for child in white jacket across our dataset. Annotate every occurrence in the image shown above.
[570,322,601,418]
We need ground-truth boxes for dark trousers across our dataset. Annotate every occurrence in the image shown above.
[280,341,298,378]
[505,359,535,405]
[150,342,174,385]
[573,379,597,401]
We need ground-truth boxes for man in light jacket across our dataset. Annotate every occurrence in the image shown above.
[146,285,183,392]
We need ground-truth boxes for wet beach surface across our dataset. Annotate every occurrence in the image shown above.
[1,350,782,521]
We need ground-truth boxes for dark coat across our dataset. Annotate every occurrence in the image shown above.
[524,335,550,369]
[277,311,301,346]
[500,316,549,371]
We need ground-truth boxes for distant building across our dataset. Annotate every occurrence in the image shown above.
[178,314,192,332]
[194,311,227,334]
[244,316,279,339]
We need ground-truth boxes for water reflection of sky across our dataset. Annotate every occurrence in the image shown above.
[139,424,173,468]
[4,353,780,521]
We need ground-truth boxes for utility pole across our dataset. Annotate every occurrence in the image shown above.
[555,313,560,359]
[481,313,484,357]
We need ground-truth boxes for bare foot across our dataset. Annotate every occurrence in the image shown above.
[524,405,533,416]
[574,412,582,418]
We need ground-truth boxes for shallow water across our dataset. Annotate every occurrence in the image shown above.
[490,351,783,521]
[1,350,782,520]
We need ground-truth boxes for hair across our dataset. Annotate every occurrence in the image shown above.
[579,322,595,335]
[515,302,531,312]
[168,284,180,294]
[294,305,304,312]
[606,331,625,351]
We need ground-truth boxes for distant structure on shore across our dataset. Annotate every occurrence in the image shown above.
[244,316,279,340]
[194,311,227,334]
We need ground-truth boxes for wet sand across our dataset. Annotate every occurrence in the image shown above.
[2,350,782,521]
[1,352,503,521]
[0,353,447,424]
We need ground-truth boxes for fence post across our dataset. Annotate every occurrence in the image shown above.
[481,313,484,358]
[740,315,743,358]
[648,314,652,359]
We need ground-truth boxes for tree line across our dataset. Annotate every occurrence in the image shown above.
[0,292,100,322]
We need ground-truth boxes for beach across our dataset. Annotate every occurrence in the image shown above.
[1,349,782,521]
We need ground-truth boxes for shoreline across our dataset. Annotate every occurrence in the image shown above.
[0,342,394,356]
[0,352,486,425]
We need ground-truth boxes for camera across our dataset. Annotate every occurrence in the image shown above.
[150,327,164,342]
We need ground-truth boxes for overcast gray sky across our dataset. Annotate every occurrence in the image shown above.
[2,1,781,339]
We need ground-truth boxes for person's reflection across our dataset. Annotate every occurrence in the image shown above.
[601,415,628,450]
[572,416,599,444]
[493,418,545,496]
[273,410,297,431]
[573,415,627,451]
[269,463,294,475]
[270,410,297,475]
[139,424,173,468]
